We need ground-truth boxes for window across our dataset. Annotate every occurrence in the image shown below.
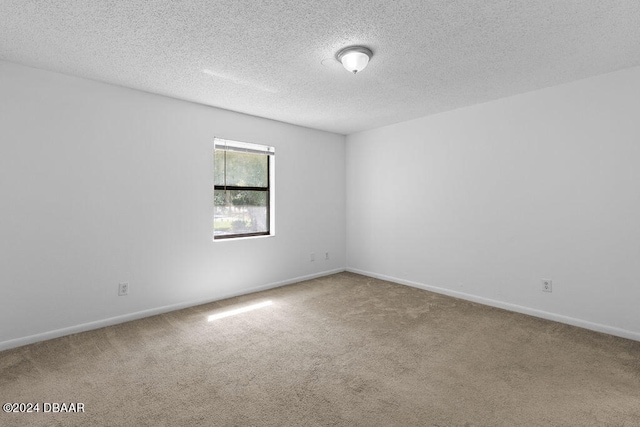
[213,138,275,240]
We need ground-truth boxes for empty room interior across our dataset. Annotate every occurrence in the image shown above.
[1,1,639,426]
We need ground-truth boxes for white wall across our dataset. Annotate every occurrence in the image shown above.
[3,59,639,350]
[0,61,346,350]
[346,66,640,341]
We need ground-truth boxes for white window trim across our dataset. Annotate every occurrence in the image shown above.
[213,137,275,241]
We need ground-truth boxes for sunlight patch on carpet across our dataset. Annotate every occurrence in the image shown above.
[207,300,273,321]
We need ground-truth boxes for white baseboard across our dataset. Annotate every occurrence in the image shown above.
[0,268,345,352]
[347,267,640,343]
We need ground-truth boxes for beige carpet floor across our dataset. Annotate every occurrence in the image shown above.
[1,272,639,426]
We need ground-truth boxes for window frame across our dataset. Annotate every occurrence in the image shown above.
[213,138,275,241]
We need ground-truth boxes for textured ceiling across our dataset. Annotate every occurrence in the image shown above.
[1,1,639,135]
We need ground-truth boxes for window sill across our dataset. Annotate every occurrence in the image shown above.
[213,234,274,242]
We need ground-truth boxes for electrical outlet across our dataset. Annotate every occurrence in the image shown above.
[118,282,129,296]
[542,279,552,293]
[310,253,315,262]
[325,252,330,260]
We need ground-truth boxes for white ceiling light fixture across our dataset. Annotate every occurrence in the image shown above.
[336,46,373,74]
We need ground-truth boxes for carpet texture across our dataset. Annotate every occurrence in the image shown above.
[1,272,639,426]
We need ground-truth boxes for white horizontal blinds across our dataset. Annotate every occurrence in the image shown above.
[214,137,275,156]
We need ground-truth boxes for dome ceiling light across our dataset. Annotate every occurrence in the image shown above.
[336,46,373,74]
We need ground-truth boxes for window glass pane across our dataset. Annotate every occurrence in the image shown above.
[214,149,225,186]
[214,150,267,187]
[214,190,268,236]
